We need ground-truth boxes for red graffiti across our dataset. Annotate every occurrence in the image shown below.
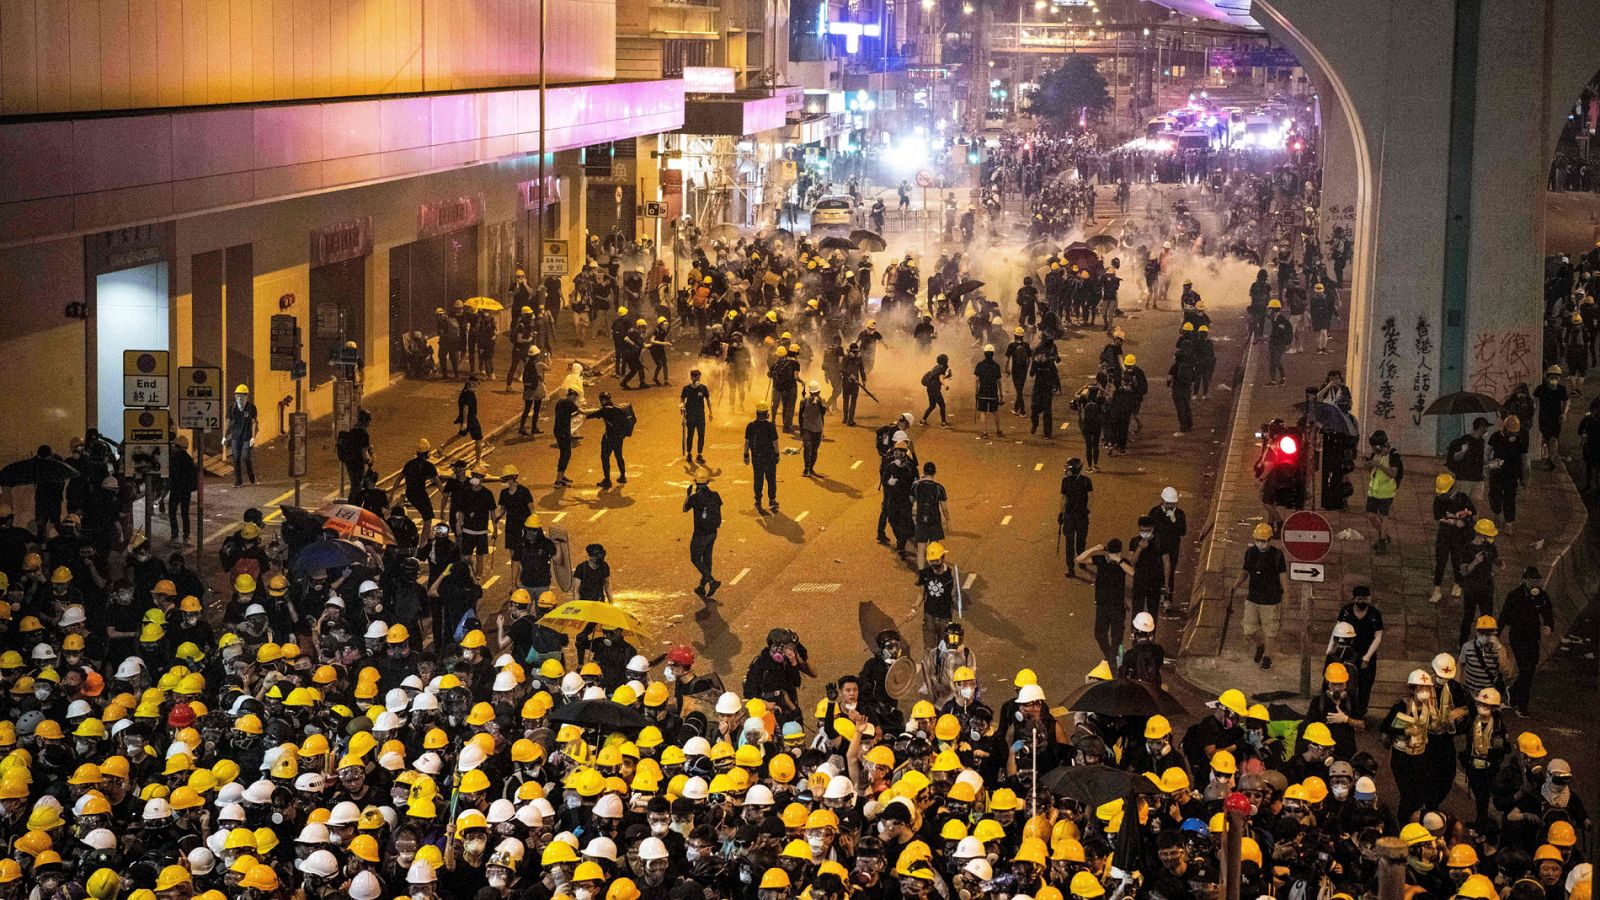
[1468,330,1535,401]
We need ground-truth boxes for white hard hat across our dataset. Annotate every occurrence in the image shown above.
[407,859,438,885]
[81,828,118,851]
[142,798,172,821]
[954,836,986,860]
[365,621,389,640]
[350,871,384,900]
[458,744,487,772]
[639,836,670,860]
[414,752,443,776]
[627,654,650,674]
[296,822,330,844]
[1016,683,1046,704]
[581,685,605,701]
[808,380,821,393]
[487,799,517,824]
[327,800,361,826]
[1431,653,1458,679]
[385,689,409,714]
[584,835,619,861]
[188,846,217,875]
[824,774,856,801]
[1161,486,1179,503]
[681,776,709,800]
[964,858,994,881]
[410,692,439,712]
[1332,622,1356,639]
[295,773,326,793]
[715,691,743,715]
[493,670,518,692]
[560,672,584,695]
[115,657,145,679]
[1133,612,1155,633]
[359,579,380,594]
[744,784,775,806]
[215,786,244,810]
[243,603,266,618]
[683,736,712,757]
[892,430,909,443]
[516,802,545,828]
[373,710,403,732]
[298,849,341,878]
[243,780,275,804]
[955,768,985,795]
[1407,669,1435,687]
[31,643,56,662]
[66,699,92,720]
[59,605,86,627]
[593,794,624,820]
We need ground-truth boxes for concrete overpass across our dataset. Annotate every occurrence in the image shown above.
[1156,0,1600,451]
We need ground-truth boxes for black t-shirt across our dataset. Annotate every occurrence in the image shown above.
[974,359,1002,400]
[913,479,946,526]
[686,488,722,534]
[1241,544,1287,604]
[1060,474,1092,513]
[681,383,711,422]
[1129,534,1165,586]
[516,532,557,588]
[1446,433,1486,480]
[917,565,958,618]
[1091,554,1128,609]
[455,487,496,531]
[1533,382,1568,425]
[745,419,780,462]
[1335,602,1385,658]
[574,559,611,600]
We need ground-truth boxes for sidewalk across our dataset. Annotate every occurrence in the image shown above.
[1177,306,1589,714]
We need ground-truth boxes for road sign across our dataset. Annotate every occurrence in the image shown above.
[1289,562,1325,583]
[123,408,171,476]
[541,239,569,276]
[1281,510,1332,562]
[176,366,224,430]
[915,169,935,188]
[643,201,666,218]
[123,350,170,407]
[270,314,301,372]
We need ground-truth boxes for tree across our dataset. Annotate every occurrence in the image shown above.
[1031,56,1111,130]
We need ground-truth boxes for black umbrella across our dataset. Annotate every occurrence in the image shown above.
[1112,786,1145,874]
[549,699,648,731]
[1062,677,1183,718]
[1086,234,1119,252]
[290,538,372,574]
[1039,763,1163,806]
[948,278,986,299]
[770,228,795,245]
[849,229,887,252]
[1423,391,1501,416]
[0,454,79,487]
[708,223,741,242]
[818,235,858,251]
[1292,400,1359,436]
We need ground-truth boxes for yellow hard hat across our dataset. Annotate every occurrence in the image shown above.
[1210,750,1237,775]
[1456,875,1497,900]
[1474,518,1499,538]
[1070,871,1106,899]
[1324,662,1350,684]
[1267,299,1282,309]
[155,865,193,891]
[1400,823,1433,845]
[1252,522,1273,540]
[1143,716,1171,739]
[1436,473,1456,494]
[1215,689,1248,717]
[1302,722,1335,747]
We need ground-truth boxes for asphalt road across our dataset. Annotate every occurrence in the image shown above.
[470,234,1249,712]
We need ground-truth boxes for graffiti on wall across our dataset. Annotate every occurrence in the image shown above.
[1410,317,1434,425]
[1373,316,1400,421]
[1468,329,1537,403]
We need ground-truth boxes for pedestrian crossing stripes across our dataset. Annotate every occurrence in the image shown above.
[729,567,751,585]
[790,582,840,593]
[588,508,608,522]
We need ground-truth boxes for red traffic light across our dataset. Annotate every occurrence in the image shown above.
[1277,434,1299,456]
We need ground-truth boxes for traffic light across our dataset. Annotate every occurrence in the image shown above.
[1265,423,1306,509]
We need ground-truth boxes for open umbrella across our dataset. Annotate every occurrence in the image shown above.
[0,453,78,487]
[1292,400,1359,436]
[290,538,372,574]
[1039,763,1164,806]
[1423,391,1501,416]
[1086,234,1120,252]
[708,223,741,242]
[549,699,648,731]
[537,600,651,643]
[462,297,504,313]
[769,228,795,245]
[849,229,887,252]
[314,503,396,547]
[1061,677,1181,718]
[818,235,858,251]
[948,278,986,299]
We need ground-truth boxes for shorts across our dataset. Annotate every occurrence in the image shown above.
[460,532,490,556]
[1364,496,1393,516]
[1243,600,1282,638]
[977,397,999,412]
[914,521,945,543]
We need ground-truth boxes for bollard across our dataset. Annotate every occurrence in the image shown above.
[1376,836,1408,900]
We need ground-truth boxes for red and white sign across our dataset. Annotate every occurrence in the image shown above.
[915,169,935,188]
[1281,511,1331,563]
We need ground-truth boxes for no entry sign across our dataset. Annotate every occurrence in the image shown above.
[1281,511,1331,563]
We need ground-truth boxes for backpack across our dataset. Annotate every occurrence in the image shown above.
[921,369,939,388]
[619,404,637,437]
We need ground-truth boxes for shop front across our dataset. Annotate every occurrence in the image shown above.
[388,198,484,377]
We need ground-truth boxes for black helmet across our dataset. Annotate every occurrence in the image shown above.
[1066,458,1082,472]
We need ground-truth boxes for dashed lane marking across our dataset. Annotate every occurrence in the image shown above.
[551,512,567,522]
[794,511,809,522]
[963,572,977,589]
[588,509,608,523]
[484,575,500,589]
[1001,515,1013,525]
[1034,463,1043,471]
[730,567,751,585]
[850,460,862,470]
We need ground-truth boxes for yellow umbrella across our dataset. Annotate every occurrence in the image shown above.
[462,296,504,312]
[536,601,650,642]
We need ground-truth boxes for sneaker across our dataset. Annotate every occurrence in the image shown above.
[693,584,707,598]
[769,500,780,510]
[696,455,706,464]
[1260,655,1272,670]
[1429,587,1442,605]
[598,480,613,489]
[755,504,767,515]
[708,579,721,596]
[1451,584,1462,598]
[618,476,628,484]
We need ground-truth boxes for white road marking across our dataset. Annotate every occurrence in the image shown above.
[963,572,977,589]
[850,460,862,470]
[730,567,751,585]
[1001,515,1013,525]
[588,509,608,523]
[1034,463,1043,471]
[795,511,809,522]
[551,512,567,522]
[483,575,500,589]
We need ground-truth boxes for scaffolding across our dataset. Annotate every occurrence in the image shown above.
[666,133,784,230]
